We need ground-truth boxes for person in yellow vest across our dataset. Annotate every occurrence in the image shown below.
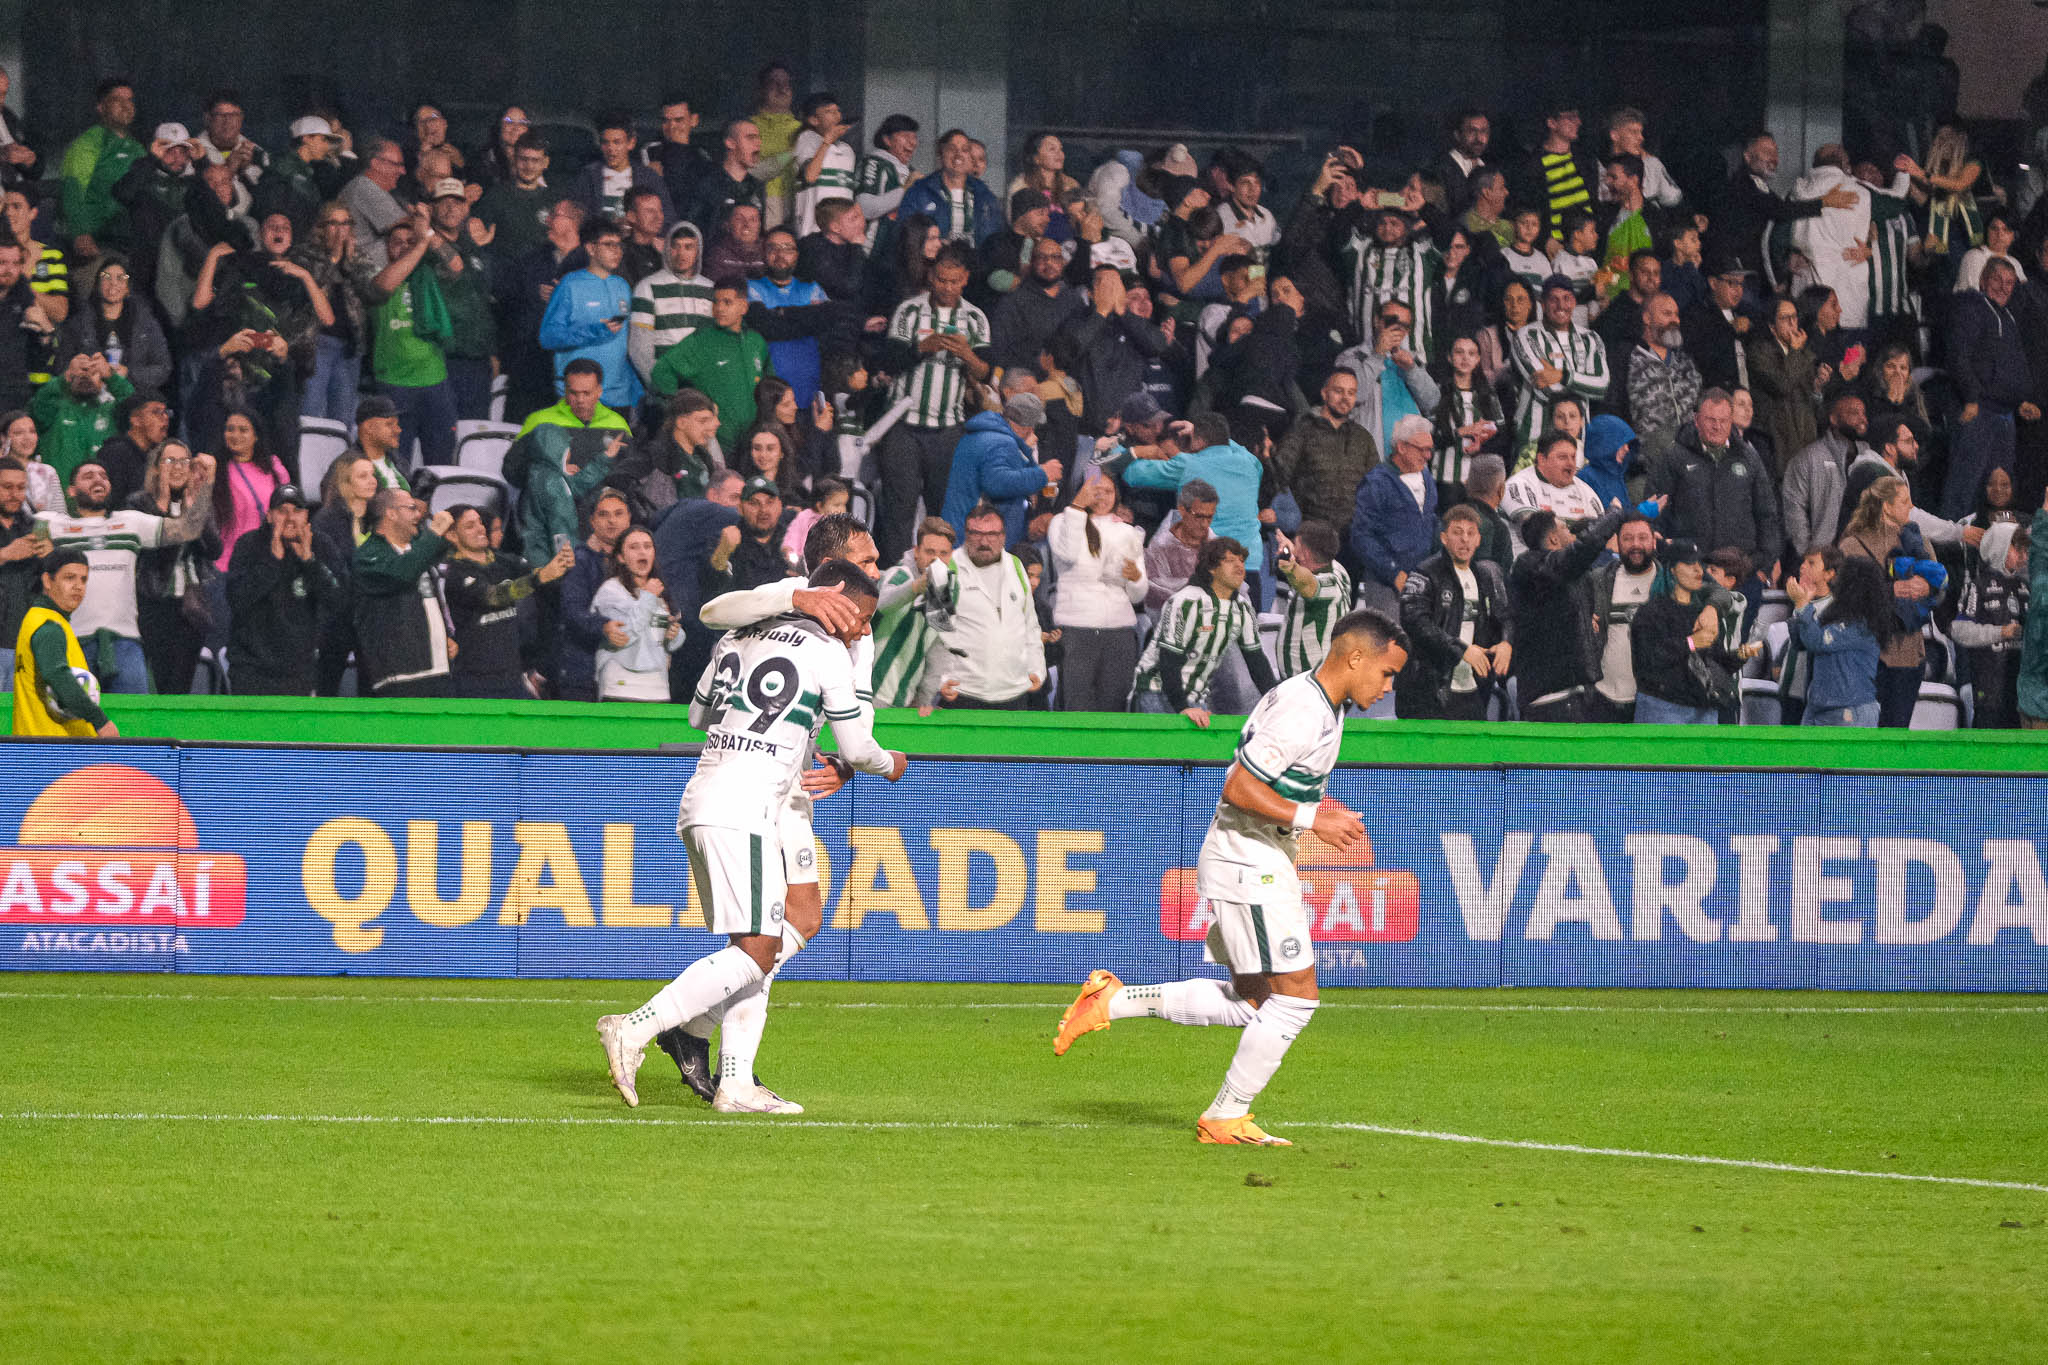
[12,548,118,737]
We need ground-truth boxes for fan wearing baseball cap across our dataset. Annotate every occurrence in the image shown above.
[939,380,1061,543]
[255,115,348,226]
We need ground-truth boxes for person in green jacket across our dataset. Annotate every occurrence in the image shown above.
[59,78,145,254]
[503,360,628,569]
[648,278,770,456]
[29,356,134,489]
[351,489,455,697]
[2017,497,2048,728]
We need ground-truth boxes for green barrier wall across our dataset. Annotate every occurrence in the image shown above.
[7,693,2047,772]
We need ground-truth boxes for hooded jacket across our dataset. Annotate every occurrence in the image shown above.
[1578,415,1638,510]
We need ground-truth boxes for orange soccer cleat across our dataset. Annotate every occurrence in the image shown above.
[1052,969,1123,1056]
[1196,1114,1293,1146]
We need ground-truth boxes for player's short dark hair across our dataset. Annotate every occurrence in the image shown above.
[0,456,25,475]
[1617,508,1653,530]
[1629,247,1659,272]
[801,92,840,120]
[624,186,663,213]
[1604,152,1644,183]
[514,130,548,155]
[667,388,717,420]
[95,76,134,102]
[932,242,976,276]
[39,546,88,579]
[597,110,636,138]
[1519,509,1561,551]
[563,358,604,382]
[763,225,799,246]
[580,215,623,246]
[1330,607,1408,656]
[1294,520,1340,564]
[1539,430,1578,458]
[803,511,871,571]
[808,558,878,600]
[1188,413,1232,451]
[711,274,750,297]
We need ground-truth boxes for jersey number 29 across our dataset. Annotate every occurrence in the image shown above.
[706,653,801,733]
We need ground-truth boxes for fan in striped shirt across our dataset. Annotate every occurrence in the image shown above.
[1508,282,1611,450]
[793,95,859,239]
[870,519,956,707]
[627,223,714,388]
[855,118,918,245]
[1133,536,1277,724]
[1339,217,1442,360]
[1272,522,1352,678]
[885,252,993,431]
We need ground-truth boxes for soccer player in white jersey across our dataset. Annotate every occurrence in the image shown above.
[599,559,906,1111]
[647,513,881,1106]
[1054,608,1410,1146]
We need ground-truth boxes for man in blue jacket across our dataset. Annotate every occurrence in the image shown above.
[941,390,1062,542]
[1350,414,1440,614]
[896,129,1002,246]
[538,217,641,410]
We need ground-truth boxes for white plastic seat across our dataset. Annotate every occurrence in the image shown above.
[1739,677,1782,727]
[414,467,512,523]
[298,417,351,498]
[488,372,508,423]
[455,422,519,481]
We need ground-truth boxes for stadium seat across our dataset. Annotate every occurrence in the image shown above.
[1752,589,1791,638]
[298,417,350,497]
[414,467,512,523]
[1739,677,1782,727]
[846,481,874,530]
[455,422,518,481]
[1910,682,1961,730]
[489,372,508,424]
[1258,612,1283,674]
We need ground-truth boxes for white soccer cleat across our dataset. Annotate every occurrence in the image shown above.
[596,1014,644,1108]
[711,1082,805,1115]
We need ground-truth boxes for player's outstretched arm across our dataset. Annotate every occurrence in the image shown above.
[698,577,801,630]
[1221,764,1367,855]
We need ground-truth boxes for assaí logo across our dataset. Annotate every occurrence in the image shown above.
[2,764,248,954]
[1159,801,1420,948]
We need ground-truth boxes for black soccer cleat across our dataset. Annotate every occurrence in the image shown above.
[653,1027,717,1102]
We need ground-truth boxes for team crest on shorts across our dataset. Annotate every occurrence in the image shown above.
[770,901,785,923]
[1280,937,1302,960]
[796,847,814,870]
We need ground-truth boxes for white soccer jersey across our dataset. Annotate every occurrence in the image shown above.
[680,614,893,835]
[37,508,181,641]
[1195,672,1346,899]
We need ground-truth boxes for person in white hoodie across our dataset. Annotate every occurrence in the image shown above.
[1791,146,1873,331]
[1048,469,1149,711]
[591,525,684,700]
[919,499,1046,710]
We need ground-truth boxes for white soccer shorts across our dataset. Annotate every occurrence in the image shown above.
[779,799,820,887]
[682,825,787,938]
[1201,868,1314,976]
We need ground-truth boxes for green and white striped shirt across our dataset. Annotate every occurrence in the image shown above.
[1135,584,1260,707]
[1869,191,1920,322]
[1338,236,1441,360]
[888,293,991,429]
[794,131,859,238]
[629,268,714,380]
[1278,561,1352,677]
[870,560,938,707]
[1508,321,1610,450]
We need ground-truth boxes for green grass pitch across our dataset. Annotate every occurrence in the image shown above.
[2,974,2043,1362]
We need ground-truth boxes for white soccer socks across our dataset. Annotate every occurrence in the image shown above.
[715,923,810,1084]
[1109,979,1259,1028]
[621,946,765,1051]
[1203,993,1318,1120]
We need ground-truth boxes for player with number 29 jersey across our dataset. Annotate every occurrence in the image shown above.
[680,614,897,835]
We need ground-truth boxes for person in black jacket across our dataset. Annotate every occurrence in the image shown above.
[1054,264,1171,435]
[1703,134,1855,272]
[1508,503,1625,721]
[352,489,455,698]
[1648,391,1782,581]
[1628,540,1742,724]
[225,484,335,695]
[442,503,574,699]
[1395,504,1513,719]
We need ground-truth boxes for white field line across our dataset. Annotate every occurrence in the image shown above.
[4,1109,2044,1195]
[0,990,2045,1015]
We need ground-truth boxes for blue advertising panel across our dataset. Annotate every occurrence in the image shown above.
[0,745,2043,990]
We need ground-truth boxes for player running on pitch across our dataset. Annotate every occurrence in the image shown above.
[647,514,880,1108]
[598,559,907,1111]
[1053,608,1408,1146]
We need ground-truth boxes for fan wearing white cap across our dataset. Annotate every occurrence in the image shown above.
[256,116,347,224]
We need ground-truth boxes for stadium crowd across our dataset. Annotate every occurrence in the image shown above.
[8,64,2048,732]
